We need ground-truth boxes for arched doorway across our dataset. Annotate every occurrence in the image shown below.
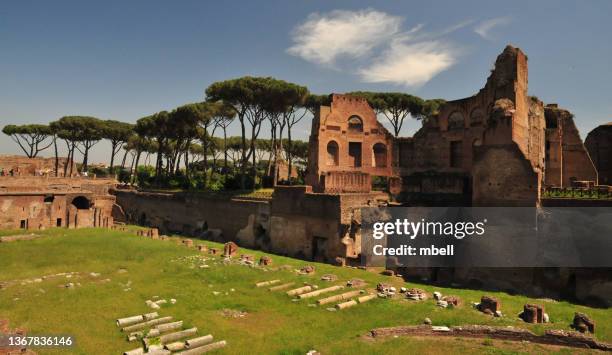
[71,196,90,209]
[326,141,339,166]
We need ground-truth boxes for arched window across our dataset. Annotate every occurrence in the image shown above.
[470,108,485,126]
[448,111,465,130]
[326,141,339,166]
[71,196,90,210]
[372,143,387,168]
[348,115,363,133]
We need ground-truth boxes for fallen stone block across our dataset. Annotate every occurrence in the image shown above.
[357,294,376,303]
[164,341,186,352]
[572,312,595,333]
[259,256,272,266]
[298,285,344,299]
[177,340,226,354]
[299,265,315,274]
[405,288,427,301]
[335,300,358,310]
[477,296,500,314]
[155,320,183,333]
[223,242,238,257]
[519,304,545,323]
[197,245,208,253]
[182,239,194,248]
[317,290,362,305]
[286,285,313,296]
[160,327,198,344]
[122,316,173,332]
[116,312,158,327]
[185,334,214,348]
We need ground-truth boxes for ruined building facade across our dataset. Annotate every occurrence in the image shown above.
[0,172,116,230]
[396,46,599,206]
[306,94,395,193]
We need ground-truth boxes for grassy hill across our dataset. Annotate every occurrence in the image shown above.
[0,227,610,354]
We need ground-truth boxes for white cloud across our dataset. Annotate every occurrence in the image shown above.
[474,17,512,40]
[359,40,457,87]
[286,9,402,65]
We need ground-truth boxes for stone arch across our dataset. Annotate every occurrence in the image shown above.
[448,111,465,130]
[71,196,90,210]
[372,143,387,168]
[326,140,339,166]
[470,108,485,126]
[348,115,363,133]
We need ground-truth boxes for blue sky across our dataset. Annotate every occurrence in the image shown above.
[1,0,611,163]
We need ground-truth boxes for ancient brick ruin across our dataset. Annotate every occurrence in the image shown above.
[0,168,117,230]
[306,94,395,193]
[2,45,611,307]
[585,122,612,185]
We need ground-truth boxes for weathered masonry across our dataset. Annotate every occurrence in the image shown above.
[0,176,116,230]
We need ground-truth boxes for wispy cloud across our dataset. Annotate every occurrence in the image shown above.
[286,9,402,66]
[359,40,457,87]
[287,9,471,86]
[474,17,512,40]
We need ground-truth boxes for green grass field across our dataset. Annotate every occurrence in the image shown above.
[0,228,610,354]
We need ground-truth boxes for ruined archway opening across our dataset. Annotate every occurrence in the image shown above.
[448,111,465,130]
[348,115,363,133]
[44,194,55,203]
[373,143,387,167]
[326,141,339,166]
[71,196,90,210]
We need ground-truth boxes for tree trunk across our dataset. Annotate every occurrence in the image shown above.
[110,142,117,170]
[121,148,128,169]
[239,116,247,190]
[53,137,59,177]
[287,128,293,183]
[223,127,228,170]
[132,150,141,185]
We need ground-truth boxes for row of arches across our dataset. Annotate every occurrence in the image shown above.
[326,141,387,168]
[447,108,485,130]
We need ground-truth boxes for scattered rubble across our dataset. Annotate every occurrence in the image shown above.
[320,274,337,282]
[572,312,595,333]
[405,288,427,301]
[519,304,547,323]
[298,265,315,274]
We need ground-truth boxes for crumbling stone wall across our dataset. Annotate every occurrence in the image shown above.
[544,105,598,187]
[585,122,612,185]
[306,94,395,193]
[396,45,545,206]
[0,155,76,176]
[0,176,115,229]
[115,186,388,264]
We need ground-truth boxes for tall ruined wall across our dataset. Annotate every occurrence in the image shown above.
[544,105,598,186]
[269,186,389,263]
[113,190,269,248]
[0,177,116,230]
[114,187,388,264]
[306,94,395,192]
[396,45,544,206]
[585,123,612,185]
